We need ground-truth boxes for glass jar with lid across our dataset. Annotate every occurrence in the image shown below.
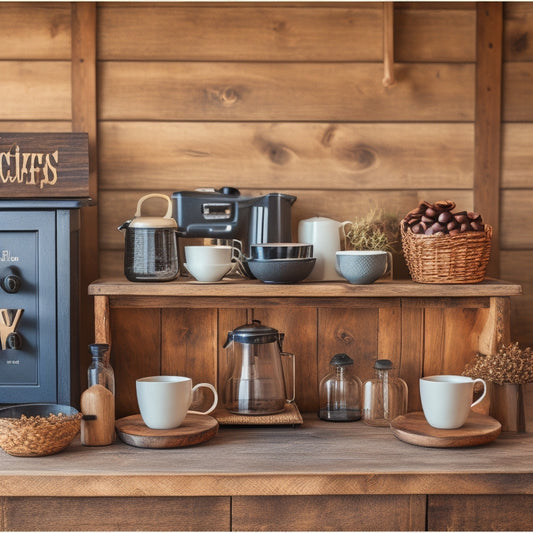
[319,353,362,422]
[363,359,408,426]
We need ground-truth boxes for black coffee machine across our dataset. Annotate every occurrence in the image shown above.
[172,187,297,257]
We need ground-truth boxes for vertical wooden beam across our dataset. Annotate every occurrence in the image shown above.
[71,2,99,386]
[474,3,503,278]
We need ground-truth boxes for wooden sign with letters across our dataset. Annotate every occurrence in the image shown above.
[0,133,89,198]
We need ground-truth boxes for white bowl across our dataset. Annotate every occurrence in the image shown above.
[184,262,233,282]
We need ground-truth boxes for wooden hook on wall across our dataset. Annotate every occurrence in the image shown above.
[383,2,395,87]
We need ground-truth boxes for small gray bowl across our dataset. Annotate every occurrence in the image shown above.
[249,243,313,261]
[336,251,392,285]
[246,257,316,283]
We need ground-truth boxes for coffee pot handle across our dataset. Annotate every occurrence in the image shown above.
[281,352,296,403]
[134,193,173,219]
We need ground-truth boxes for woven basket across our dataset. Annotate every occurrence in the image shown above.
[0,404,82,457]
[401,224,492,284]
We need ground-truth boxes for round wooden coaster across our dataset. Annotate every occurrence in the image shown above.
[390,411,501,448]
[115,413,218,448]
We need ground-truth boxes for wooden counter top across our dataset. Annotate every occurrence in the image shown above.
[0,415,532,498]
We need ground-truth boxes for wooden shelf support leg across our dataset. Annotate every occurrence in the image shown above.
[383,2,395,87]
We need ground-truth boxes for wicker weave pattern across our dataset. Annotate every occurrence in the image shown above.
[401,224,492,284]
[0,413,82,457]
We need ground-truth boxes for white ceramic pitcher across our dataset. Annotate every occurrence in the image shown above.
[298,217,351,281]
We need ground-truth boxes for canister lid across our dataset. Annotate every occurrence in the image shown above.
[329,353,354,366]
[128,216,177,229]
[374,359,393,370]
[226,320,280,344]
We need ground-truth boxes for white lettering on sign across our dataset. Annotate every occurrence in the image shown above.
[0,250,19,262]
[0,145,59,189]
[6,360,20,365]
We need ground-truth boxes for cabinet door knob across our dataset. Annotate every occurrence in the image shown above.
[1,273,22,293]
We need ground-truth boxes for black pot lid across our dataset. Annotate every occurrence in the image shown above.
[225,320,280,345]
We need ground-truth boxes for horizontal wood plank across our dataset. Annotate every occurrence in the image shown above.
[500,189,533,249]
[232,494,426,531]
[99,122,474,191]
[97,4,475,63]
[501,123,533,188]
[503,62,533,121]
[428,494,533,531]
[98,62,475,121]
[503,2,533,61]
[0,121,72,132]
[0,3,71,60]
[89,278,522,298]
[0,61,71,120]
[501,250,533,348]
[97,5,382,61]
[2,496,230,531]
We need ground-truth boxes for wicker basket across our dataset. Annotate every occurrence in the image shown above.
[0,404,82,457]
[401,224,492,284]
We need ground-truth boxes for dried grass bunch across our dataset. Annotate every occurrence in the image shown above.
[344,209,399,253]
[463,342,533,385]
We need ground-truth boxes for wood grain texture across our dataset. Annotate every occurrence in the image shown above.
[162,308,218,390]
[2,415,533,498]
[115,413,218,449]
[98,122,474,191]
[502,62,533,121]
[501,123,533,188]
[428,494,533,531]
[98,62,475,121]
[0,61,71,120]
[111,308,161,419]
[474,2,503,278]
[0,3,71,60]
[500,189,533,249]
[318,307,380,386]
[97,5,382,61]
[1,496,230,531]
[232,494,426,531]
[390,411,501,448]
[81,385,115,446]
[503,2,533,61]
[252,307,318,412]
[500,250,533,348]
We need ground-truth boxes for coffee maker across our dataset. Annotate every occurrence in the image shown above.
[172,188,297,257]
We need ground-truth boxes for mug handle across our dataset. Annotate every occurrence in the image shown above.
[188,383,218,415]
[339,221,353,250]
[385,251,394,280]
[470,378,487,408]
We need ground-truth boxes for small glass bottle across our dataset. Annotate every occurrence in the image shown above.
[363,359,408,426]
[87,343,115,395]
[319,353,362,422]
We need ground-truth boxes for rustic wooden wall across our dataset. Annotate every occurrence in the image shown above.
[1,2,532,414]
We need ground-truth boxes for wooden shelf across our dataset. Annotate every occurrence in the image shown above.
[89,277,522,299]
[1,414,532,497]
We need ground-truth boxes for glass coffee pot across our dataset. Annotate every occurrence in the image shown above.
[319,353,362,422]
[223,320,295,415]
[363,359,408,426]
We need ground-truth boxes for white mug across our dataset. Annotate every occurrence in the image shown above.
[184,244,242,265]
[136,376,218,430]
[419,375,487,429]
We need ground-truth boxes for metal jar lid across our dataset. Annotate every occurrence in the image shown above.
[224,320,282,346]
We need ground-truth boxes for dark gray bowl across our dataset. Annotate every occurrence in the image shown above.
[249,243,313,261]
[246,257,316,283]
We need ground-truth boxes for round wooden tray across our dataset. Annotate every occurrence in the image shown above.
[390,411,501,448]
[115,413,218,448]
